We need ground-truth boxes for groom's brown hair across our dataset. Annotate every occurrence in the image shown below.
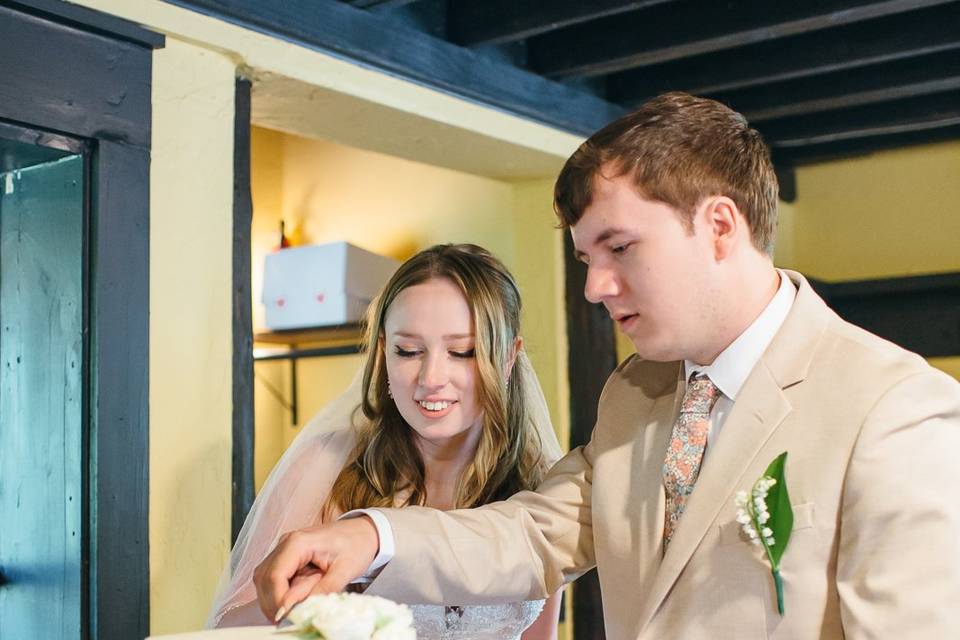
[554,92,779,255]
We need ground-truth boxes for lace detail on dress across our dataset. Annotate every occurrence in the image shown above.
[407,600,544,640]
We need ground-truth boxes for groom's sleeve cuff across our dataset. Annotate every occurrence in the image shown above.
[339,509,395,582]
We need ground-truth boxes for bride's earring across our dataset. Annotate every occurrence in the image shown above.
[387,383,393,399]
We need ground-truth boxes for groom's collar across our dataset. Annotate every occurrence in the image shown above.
[761,269,834,389]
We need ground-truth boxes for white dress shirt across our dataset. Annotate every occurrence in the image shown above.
[348,270,797,576]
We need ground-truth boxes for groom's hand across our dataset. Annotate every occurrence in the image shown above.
[253,516,380,622]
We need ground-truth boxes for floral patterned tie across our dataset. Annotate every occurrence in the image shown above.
[662,373,721,550]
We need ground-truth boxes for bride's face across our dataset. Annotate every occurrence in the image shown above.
[383,277,483,446]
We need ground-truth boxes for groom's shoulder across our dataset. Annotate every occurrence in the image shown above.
[601,354,681,404]
[817,311,932,383]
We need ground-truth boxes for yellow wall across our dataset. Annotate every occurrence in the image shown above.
[149,38,236,634]
[930,357,960,379]
[787,140,960,280]
[509,179,575,640]
[512,178,570,447]
[785,141,960,380]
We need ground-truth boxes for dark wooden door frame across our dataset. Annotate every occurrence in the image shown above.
[810,272,960,358]
[0,2,162,639]
[563,233,617,640]
[232,77,256,543]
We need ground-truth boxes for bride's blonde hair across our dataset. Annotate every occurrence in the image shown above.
[324,244,549,515]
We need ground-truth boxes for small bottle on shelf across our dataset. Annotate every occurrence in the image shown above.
[277,219,291,250]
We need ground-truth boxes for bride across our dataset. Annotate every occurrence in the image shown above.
[209,243,563,639]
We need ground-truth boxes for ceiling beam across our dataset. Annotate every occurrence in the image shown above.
[609,2,960,103]
[447,0,674,47]
[774,123,960,165]
[759,90,960,149]
[714,49,960,122]
[533,0,954,79]
[347,0,419,8]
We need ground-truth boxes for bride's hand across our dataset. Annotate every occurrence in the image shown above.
[253,516,379,622]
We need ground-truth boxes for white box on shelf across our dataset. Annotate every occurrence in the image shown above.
[262,242,399,330]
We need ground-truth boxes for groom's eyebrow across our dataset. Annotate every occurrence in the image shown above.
[595,227,631,244]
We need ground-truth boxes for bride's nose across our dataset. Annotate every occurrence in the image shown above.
[418,352,449,389]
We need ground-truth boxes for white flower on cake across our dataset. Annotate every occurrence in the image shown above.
[283,593,416,640]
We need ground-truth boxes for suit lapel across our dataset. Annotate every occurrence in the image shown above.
[633,389,681,591]
[600,359,680,640]
[637,363,791,630]
[635,271,830,631]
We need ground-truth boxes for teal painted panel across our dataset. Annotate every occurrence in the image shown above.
[0,149,84,639]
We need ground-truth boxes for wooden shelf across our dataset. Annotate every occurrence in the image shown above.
[252,323,366,423]
[254,322,363,346]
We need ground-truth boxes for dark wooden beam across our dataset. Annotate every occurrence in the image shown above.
[93,139,152,640]
[563,234,618,478]
[760,90,960,149]
[772,122,960,166]
[533,0,953,79]
[0,2,158,148]
[775,165,797,203]
[348,0,419,9]
[232,77,255,545]
[448,0,674,47]
[563,232,616,640]
[2,0,164,48]
[713,48,960,123]
[164,0,622,136]
[609,2,960,103]
[810,273,960,358]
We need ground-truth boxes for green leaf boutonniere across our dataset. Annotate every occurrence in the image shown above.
[734,452,793,615]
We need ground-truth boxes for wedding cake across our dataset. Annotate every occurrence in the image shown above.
[283,593,416,639]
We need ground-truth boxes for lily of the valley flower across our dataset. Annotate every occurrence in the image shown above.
[735,477,778,548]
[733,453,793,616]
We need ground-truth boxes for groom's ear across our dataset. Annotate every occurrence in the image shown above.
[701,195,742,262]
[506,336,523,382]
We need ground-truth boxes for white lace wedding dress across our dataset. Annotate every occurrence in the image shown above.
[407,600,545,640]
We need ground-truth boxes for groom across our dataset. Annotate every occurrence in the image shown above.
[254,93,960,638]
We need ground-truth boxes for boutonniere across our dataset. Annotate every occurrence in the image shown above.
[734,452,793,615]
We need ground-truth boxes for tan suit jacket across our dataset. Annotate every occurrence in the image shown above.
[367,272,960,639]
